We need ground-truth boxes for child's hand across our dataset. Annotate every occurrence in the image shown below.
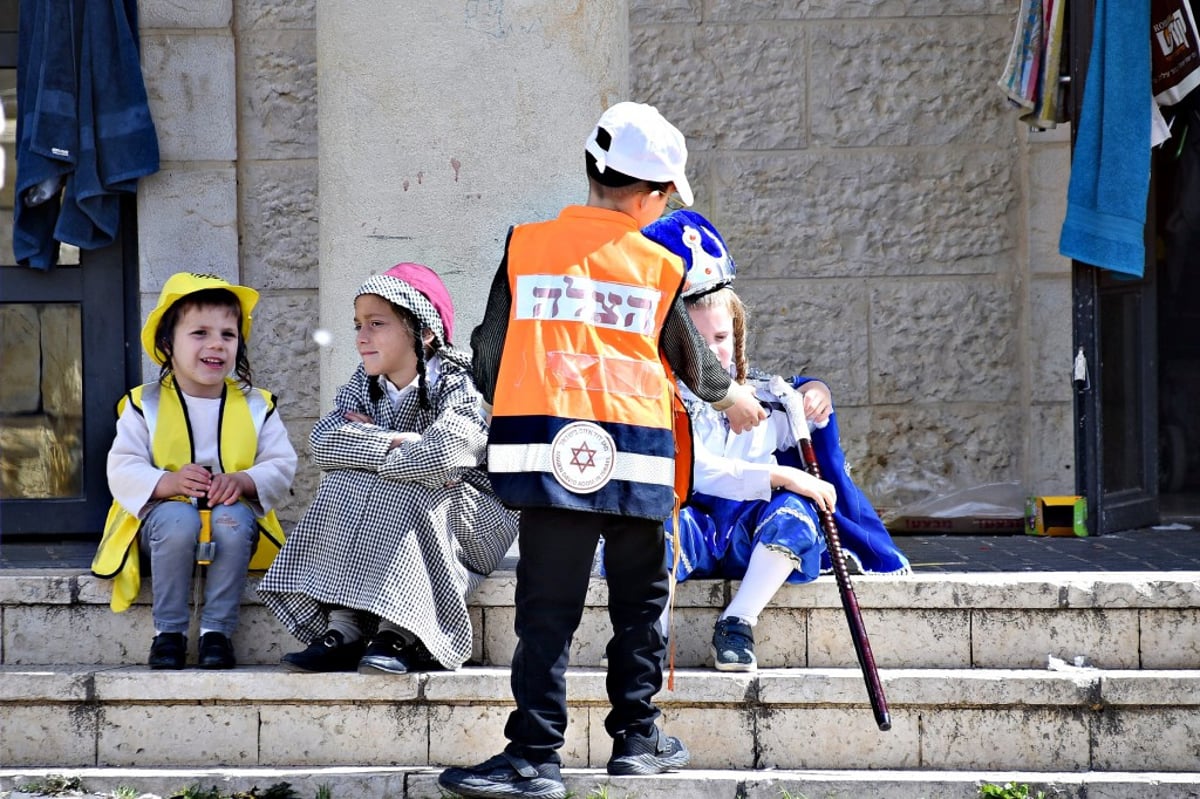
[388,431,423,451]
[800,382,833,425]
[208,472,255,506]
[771,466,837,513]
[722,383,768,434]
[163,463,213,500]
[344,411,374,424]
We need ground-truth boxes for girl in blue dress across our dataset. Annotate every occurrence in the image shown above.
[643,211,911,672]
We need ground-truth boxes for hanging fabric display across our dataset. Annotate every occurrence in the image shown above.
[997,0,1067,130]
[13,0,160,270]
[1152,0,1200,106]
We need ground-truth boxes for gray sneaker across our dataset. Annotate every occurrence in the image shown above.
[711,616,756,672]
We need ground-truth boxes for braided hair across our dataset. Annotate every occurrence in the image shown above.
[686,286,749,383]
[382,301,433,410]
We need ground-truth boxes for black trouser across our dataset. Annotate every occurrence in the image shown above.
[503,506,669,764]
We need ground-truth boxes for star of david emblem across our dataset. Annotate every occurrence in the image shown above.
[570,442,597,473]
[549,421,616,494]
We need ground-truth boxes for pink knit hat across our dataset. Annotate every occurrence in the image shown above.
[359,262,456,344]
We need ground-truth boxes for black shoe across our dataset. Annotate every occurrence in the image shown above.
[607,727,690,776]
[357,629,415,675]
[198,631,236,669]
[281,630,364,672]
[438,751,566,799]
[402,635,445,672]
[711,616,757,672]
[148,632,187,670]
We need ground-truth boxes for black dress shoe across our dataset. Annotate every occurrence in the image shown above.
[403,636,445,672]
[148,632,187,670]
[357,630,415,674]
[198,631,236,669]
[359,630,446,674]
[281,630,365,672]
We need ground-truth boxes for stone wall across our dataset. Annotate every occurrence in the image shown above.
[629,0,1075,507]
[137,0,320,525]
[131,0,1074,526]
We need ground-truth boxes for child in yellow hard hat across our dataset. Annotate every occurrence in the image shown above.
[93,272,297,670]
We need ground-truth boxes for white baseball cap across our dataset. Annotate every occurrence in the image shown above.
[585,102,694,206]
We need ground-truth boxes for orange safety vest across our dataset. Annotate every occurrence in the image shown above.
[486,205,693,520]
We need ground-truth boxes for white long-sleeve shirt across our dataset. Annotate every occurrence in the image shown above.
[684,384,796,504]
[106,387,297,519]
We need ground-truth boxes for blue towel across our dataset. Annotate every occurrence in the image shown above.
[1058,0,1152,277]
[14,0,81,269]
[14,0,159,269]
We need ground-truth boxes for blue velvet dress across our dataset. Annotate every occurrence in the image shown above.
[667,374,910,583]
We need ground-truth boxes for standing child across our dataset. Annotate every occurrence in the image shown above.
[257,263,519,675]
[642,210,911,673]
[94,272,297,670]
[439,102,767,799]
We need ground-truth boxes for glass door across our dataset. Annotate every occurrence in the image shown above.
[0,5,137,537]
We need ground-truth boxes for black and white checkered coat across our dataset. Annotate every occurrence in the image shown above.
[257,359,518,669]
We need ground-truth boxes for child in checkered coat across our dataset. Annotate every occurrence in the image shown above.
[257,263,518,674]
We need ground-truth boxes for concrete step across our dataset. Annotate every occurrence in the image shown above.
[3,766,1200,799]
[3,664,1200,773]
[3,571,1199,670]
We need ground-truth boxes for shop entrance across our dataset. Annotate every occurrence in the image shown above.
[1068,0,1200,533]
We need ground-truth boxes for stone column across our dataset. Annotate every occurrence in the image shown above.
[316,1,627,402]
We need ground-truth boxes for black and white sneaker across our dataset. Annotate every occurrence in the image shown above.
[711,616,756,672]
[607,727,690,776]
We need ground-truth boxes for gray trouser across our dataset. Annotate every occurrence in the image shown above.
[139,500,258,636]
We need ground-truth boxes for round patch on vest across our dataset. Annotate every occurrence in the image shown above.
[549,421,616,494]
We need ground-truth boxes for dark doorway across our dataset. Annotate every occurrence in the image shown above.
[0,4,139,538]
[1068,0,1161,534]
[1153,94,1200,524]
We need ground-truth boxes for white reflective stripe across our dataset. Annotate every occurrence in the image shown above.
[141,383,161,439]
[488,443,675,487]
[245,389,270,429]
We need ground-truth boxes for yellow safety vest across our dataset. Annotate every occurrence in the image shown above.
[91,378,286,612]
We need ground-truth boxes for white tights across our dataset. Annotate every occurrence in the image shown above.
[722,543,795,626]
[661,542,796,636]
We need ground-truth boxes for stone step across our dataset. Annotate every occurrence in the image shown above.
[3,766,1200,799]
[2,571,1198,670]
[3,664,1200,773]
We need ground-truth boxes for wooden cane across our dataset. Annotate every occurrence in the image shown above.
[769,377,892,731]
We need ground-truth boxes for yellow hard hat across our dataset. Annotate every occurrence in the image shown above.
[141,272,259,365]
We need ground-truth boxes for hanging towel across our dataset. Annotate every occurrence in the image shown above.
[998,0,1045,111]
[13,0,82,269]
[1059,0,1152,278]
[14,0,159,270]
[1023,0,1067,129]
